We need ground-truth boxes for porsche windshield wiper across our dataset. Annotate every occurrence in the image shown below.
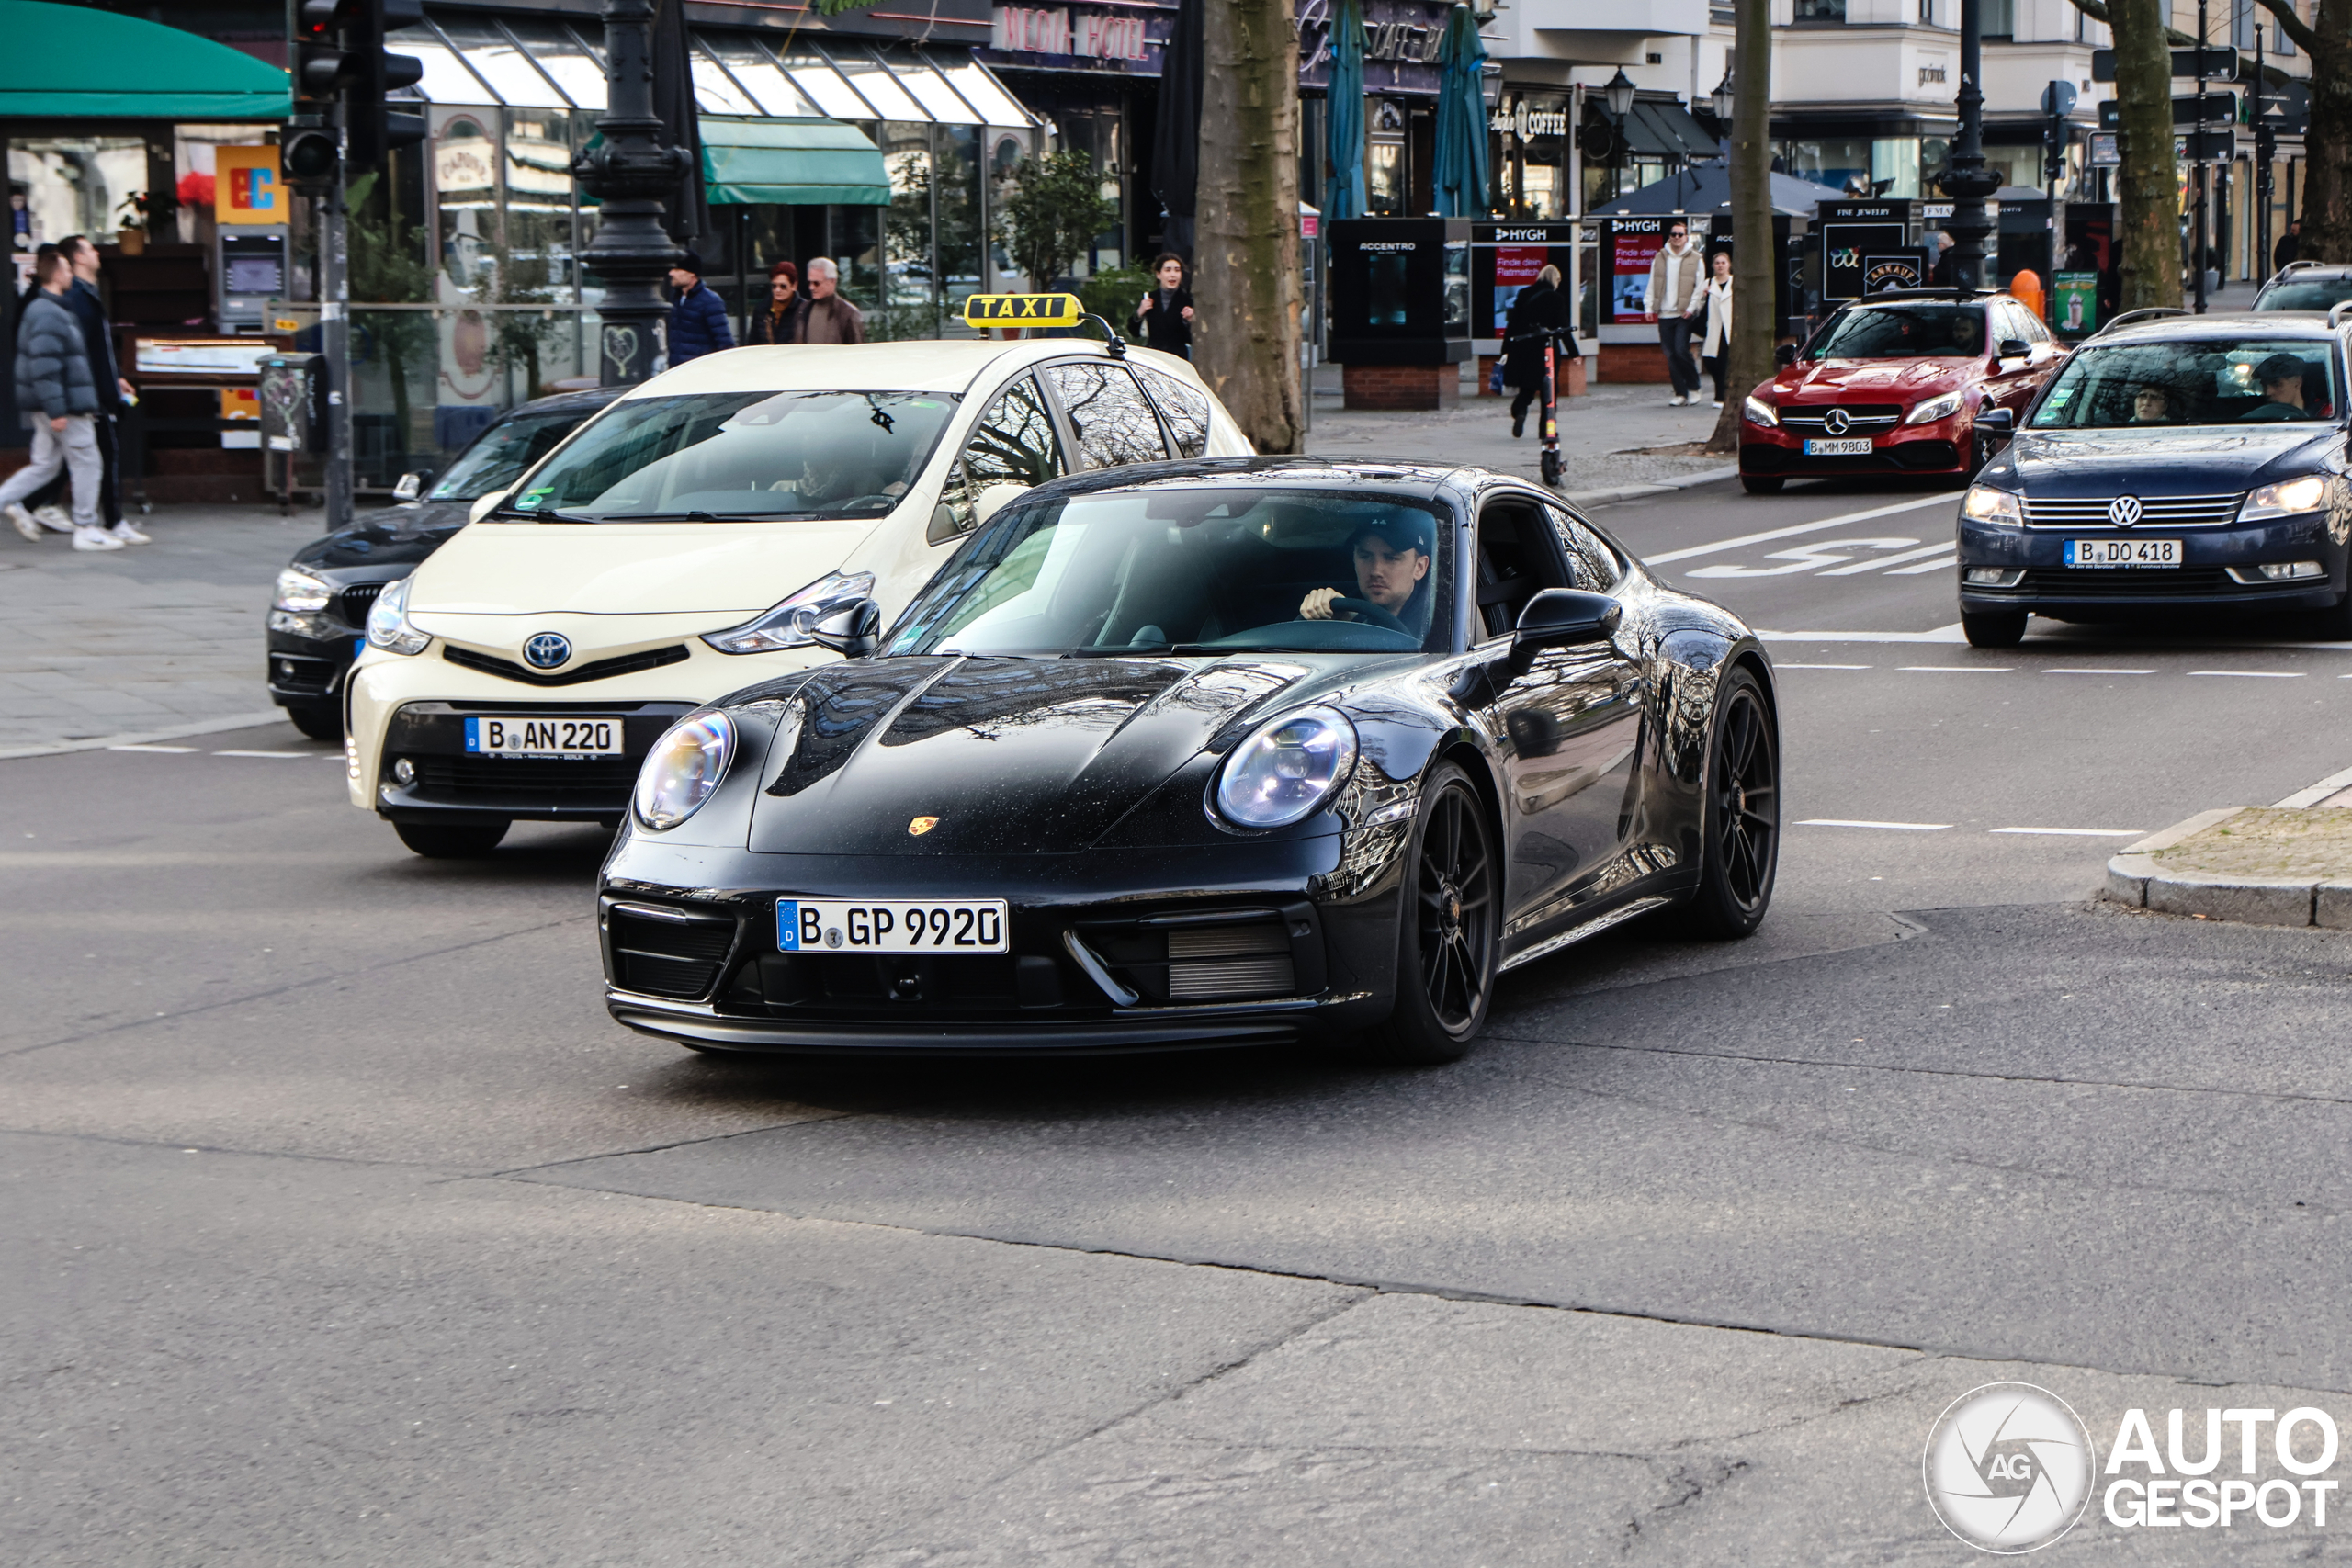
[1068,643,1306,657]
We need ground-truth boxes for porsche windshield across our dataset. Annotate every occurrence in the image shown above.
[2028,340,2345,428]
[427,407,597,502]
[1808,305,1987,359]
[887,489,1456,658]
[501,391,957,521]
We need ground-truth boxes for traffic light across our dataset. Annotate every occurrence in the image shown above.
[291,0,425,175]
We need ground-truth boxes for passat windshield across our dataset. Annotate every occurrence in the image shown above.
[427,408,596,502]
[2256,280,2352,312]
[500,391,958,521]
[1807,306,1987,359]
[886,489,1456,658]
[2028,340,2344,428]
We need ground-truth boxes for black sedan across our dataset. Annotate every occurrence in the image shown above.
[597,458,1781,1064]
[1957,312,2352,648]
[266,386,621,739]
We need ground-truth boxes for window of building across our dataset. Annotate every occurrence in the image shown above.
[1794,0,1847,19]
[1984,0,2015,36]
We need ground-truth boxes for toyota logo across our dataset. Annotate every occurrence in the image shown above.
[1824,408,1852,436]
[2107,495,2143,528]
[523,632,572,669]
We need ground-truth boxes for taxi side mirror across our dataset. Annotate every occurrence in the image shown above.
[972,482,1029,526]
[808,598,881,659]
[468,489,509,524]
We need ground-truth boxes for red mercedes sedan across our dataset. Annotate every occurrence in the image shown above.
[1737,291,2065,494]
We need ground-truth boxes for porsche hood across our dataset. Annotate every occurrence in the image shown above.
[743,656,1317,855]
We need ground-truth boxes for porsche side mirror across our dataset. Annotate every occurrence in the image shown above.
[808,598,882,659]
[1977,407,2016,443]
[391,471,424,502]
[1998,338,2030,361]
[1774,343,1798,367]
[1510,589,1622,671]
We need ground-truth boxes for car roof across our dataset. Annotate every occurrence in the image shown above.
[1846,289,2013,309]
[621,337,1154,399]
[2088,312,2346,347]
[1012,455,1507,506]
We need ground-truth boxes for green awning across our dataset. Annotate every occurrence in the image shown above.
[0,0,291,120]
[701,118,888,208]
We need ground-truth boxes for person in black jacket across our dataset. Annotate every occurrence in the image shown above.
[745,260,806,345]
[2275,220,2301,271]
[1501,265,1577,438]
[665,251,733,366]
[62,234,143,543]
[1,247,116,550]
[1131,253,1193,357]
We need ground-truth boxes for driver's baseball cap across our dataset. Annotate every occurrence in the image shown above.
[1349,509,1434,558]
[2255,352,2307,385]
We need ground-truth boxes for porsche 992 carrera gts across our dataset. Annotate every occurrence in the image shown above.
[597,458,1781,1064]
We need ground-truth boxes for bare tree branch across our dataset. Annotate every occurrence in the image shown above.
[2250,0,2321,54]
[2060,0,2198,45]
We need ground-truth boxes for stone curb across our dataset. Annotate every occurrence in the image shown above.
[2103,806,2352,929]
[1566,465,1740,508]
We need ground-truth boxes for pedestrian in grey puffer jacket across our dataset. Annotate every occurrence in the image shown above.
[2,248,115,549]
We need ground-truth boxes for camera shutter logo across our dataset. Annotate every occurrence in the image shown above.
[2108,495,2143,528]
[523,632,572,670]
[1825,408,1853,437]
[1923,1382,2095,1553]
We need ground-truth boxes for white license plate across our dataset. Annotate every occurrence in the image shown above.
[776,898,1010,955]
[1804,437,1875,456]
[2064,538,2181,569]
[464,716,624,756]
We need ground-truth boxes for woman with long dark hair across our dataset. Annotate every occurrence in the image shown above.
[1131,252,1194,357]
[746,260,806,346]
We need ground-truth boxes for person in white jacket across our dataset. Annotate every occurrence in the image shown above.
[1643,221,1704,406]
[1697,250,1736,409]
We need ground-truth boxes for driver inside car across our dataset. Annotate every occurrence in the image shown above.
[2243,353,2315,421]
[1299,513,1434,636]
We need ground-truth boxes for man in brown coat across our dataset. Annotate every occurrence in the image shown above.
[1643,220,1704,406]
[801,257,865,345]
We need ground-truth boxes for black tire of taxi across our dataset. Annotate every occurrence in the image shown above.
[1962,610,2028,649]
[394,819,510,858]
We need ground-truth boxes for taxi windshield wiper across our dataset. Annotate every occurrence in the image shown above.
[492,504,603,525]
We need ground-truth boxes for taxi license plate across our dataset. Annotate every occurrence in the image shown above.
[777,898,1010,955]
[464,716,623,756]
[2064,538,2181,569]
[1804,437,1874,456]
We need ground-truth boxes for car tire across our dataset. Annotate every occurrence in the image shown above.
[1962,609,2028,649]
[1363,764,1498,1066]
[2315,592,2352,641]
[394,819,509,858]
[1740,474,1784,495]
[285,704,342,742]
[1677,666,1779,940]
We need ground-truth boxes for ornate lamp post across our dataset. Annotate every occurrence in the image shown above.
[1601,67,1637,203]
[1939,0,2003,292]
[572,0,688,386]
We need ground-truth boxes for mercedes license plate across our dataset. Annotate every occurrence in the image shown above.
[1803,437,1874,456]
[464,716,623,756]
[776,898,1010,955]
[2064,538,2181,569]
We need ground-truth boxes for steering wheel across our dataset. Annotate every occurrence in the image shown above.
[1325,596,1409,635]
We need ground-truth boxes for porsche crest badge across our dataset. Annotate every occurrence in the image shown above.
[909,816,940,836]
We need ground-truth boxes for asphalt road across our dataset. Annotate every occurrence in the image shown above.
[10,475,2352,1564]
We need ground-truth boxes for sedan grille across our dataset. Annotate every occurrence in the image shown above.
[1778,404,1903,433]
[607,903,739,1000]
[2013,568,2243,597]
[2022,493,2243,529]
[443,643,689,687]
[334,583,386,626]
[410,755,639,807]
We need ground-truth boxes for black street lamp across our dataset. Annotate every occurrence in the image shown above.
[1939,0,2003,293]
[1709,64,1736,127]
[572,0,689,386]
[1600,68,1637,203]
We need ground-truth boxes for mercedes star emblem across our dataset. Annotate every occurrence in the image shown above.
[1824,408,1852,436]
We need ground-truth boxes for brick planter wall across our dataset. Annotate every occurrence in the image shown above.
[1341,363,1460,411]
[1477,354,1588,399]
[1598,343,1678,384]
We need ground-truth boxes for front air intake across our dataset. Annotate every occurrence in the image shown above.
[1165,921,1294,1000]
[606,902,738,999]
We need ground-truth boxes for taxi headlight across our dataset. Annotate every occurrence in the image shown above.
[364,576,430,656]
[702,570,877,655]
[1905,391,1964,425]
[1743,395,1779,428]
[273,567,333,613]
[2241,475,2330,521]
[1961,485,2024,527]
[633,711,736,831]
[1213,707,1358,829]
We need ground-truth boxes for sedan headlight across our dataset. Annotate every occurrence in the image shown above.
[1961,485,2024,526]
[2240,475,2330,521]
[1213,707,1358,829]
[273,567,333,613]
[702,570,878,655]
[1743,396,1779,428]
[632,711,736,831]
[364,576,430,656]
[1905,391,1964,425]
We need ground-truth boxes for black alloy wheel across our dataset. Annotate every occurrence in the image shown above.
[1962,609,2028,649]
[1679,667,1779,939]
[1366,764,1498,1065]
[393,819,510,859]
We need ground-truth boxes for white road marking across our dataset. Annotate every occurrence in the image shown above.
[213,750,312,758]
[108,744,199,753]
[1897,665,2010,672]
[1643,494,1958,566]
[1990,827,2148,837]
[1884,553,1958,575]
[1797,818,1953,830]
[1818,539,1956,575]
[1689,536,1927,580]
[1758,625,1969,643]
[2044,667,2156,675]
[2188,670,2304,678]
[1775,662,1871,670]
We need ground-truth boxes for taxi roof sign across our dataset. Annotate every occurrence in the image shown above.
[962,292,1086,328]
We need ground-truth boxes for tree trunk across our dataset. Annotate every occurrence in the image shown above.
[2109,0,2183,310]
[1194,0,1304,455]
[1707,0,1774,455]
[2256,0,2347,265]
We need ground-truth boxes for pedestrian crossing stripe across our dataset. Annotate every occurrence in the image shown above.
[961,292,1086,328]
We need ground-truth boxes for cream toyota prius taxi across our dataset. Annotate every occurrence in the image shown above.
[345,323,1250,856]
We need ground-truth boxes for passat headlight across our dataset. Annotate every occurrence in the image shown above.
[702,570,877,654]
[364,575,430,655]
[1905,390,1964,425]
[1213,707,1358,829]
[273,567,333,612]
[1743,395,1779,428]
[632,711,736,830]
[2241,475,2330,521]
[1961,485,2024,526]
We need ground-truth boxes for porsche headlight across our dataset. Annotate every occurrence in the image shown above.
[1213,707,1358,829]
[1962,485,2024,527]
[632,711,736,831]
[2241,475,2330,521]
[364,576,430,656]
[702,570,877,655]
[1905,391,1964,425]
[273,567,333,613]
[1743,395,1779,428]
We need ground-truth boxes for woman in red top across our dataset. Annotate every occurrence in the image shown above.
[746,260,806,345]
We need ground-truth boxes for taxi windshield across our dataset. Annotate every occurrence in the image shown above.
[428,407,596,502]
[2028,340,2344,428]
[886,490,1455,658]
[1808,305,1987,359]
[501,391,958,521]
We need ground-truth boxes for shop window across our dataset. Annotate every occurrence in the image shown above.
[1984,0,2015,35]
[10,137,150,256]
[502,109,579,299]
[432,110,499,294]
[1793,0,1847,20]
[883,121,935,335]
[936,124,984,334]
[1046,363,1169,469]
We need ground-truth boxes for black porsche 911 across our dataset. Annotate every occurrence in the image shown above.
[597,458,1781,1063]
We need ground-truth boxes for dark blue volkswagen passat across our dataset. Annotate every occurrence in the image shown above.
[1955,311,2352,648]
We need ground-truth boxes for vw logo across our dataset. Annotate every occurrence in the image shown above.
[1824,408,1852,436]
[2108,495,2143,528]
[523,631,572,669]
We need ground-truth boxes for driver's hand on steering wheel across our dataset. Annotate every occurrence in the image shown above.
[1299,587,1343,620]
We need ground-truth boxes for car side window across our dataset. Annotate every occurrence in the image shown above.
[940,375,1065,530]
[1474,497,1572,642]
[1132,364,1212,457]
[1545,503,1624,592]
[1046,362,1171,468]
